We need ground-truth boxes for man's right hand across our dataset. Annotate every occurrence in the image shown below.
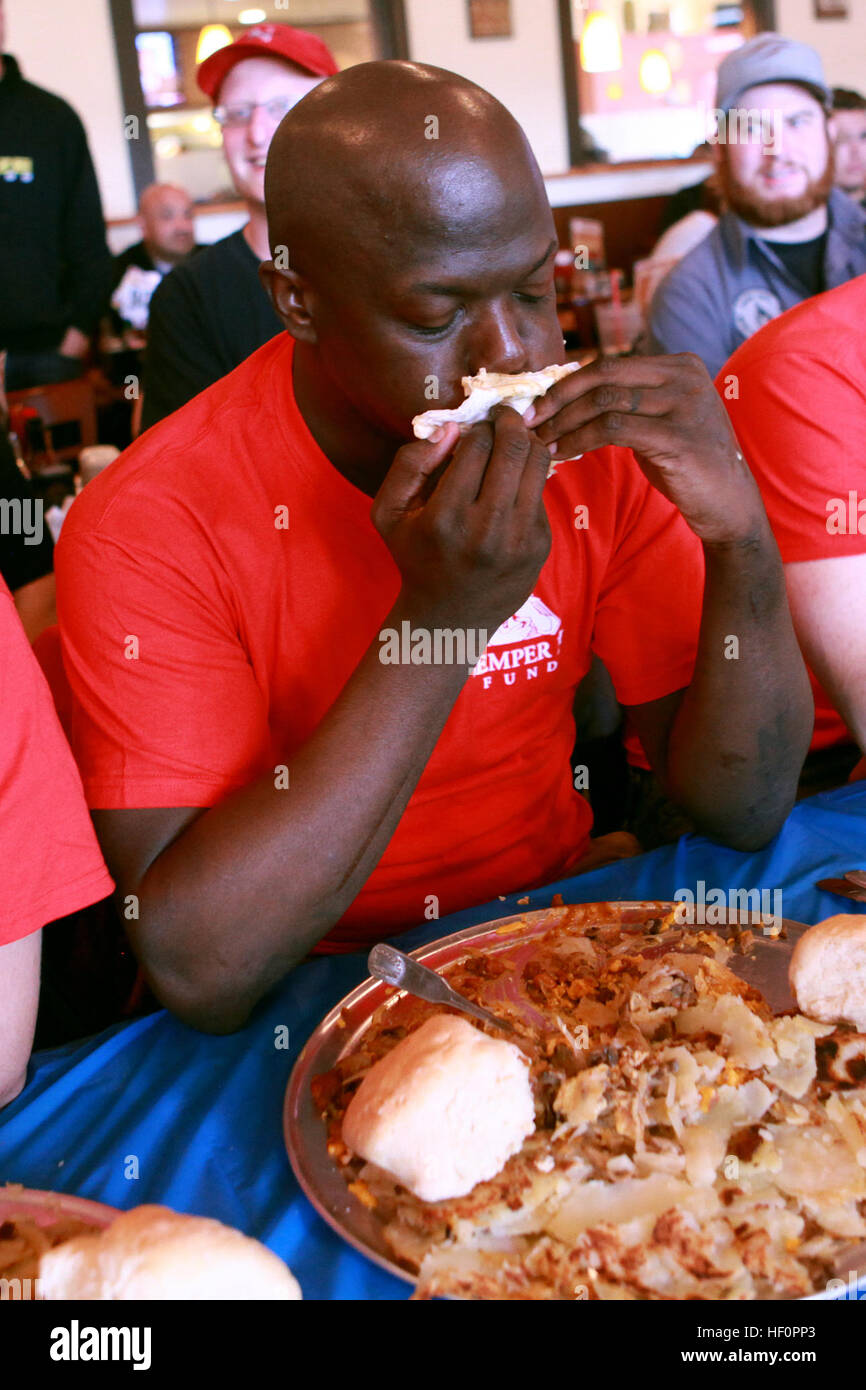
[372,406,552,633]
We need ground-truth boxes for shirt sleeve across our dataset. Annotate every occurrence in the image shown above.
[646,262,730,380]
[61,108,113,338]
[55,519,273,809]
[591,450,705,709]
[141,268,221,428]
[720,344,866,563]
[0,583,113,945]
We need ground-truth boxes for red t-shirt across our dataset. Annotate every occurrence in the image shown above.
[0,579,113,947]
[56,334,704,948]
[719,276,866,751]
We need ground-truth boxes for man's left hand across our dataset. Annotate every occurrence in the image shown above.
[526,352,765,548]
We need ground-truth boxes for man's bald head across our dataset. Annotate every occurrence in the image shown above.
[265,61,548,280]
[260,60,561,462]
[139,182,190,214]
[138,183,195,265]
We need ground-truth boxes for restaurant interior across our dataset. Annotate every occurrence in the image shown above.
[3,0,866,1322]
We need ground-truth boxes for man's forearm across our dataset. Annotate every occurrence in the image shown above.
[0,932,40,1108]
[803,651,866,756]
[663,524,812,848]
[135,597,473,1030]
[783,560,866,757]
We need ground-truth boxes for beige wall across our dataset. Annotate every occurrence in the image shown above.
[4,0,136,220]
[8,0,858,231]
[403,0,570,174]
[774,0,866,92]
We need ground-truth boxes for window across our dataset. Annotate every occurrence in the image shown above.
[131,0,378,202]
[573,0,748,162]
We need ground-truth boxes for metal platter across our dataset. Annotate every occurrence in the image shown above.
[0,1186,118,1230]
[283,902,855,1299]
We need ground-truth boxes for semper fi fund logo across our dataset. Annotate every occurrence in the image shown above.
[471,594,563,690]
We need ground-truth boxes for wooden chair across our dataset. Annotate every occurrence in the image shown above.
[7,376,98,466]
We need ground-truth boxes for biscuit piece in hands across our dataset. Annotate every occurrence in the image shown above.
[790,915,866,1031]
[39,1205,302,1300]
[412,364,580,441]
[342,1015,535,1202]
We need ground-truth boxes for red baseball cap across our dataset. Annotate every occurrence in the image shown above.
[197,22,339,101]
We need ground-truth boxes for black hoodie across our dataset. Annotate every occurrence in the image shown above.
[0,53,111,353]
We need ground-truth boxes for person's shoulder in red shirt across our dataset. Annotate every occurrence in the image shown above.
[719,275,866,754]
[0,580,113,1106]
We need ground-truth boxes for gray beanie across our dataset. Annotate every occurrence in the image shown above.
[716,34,831,114]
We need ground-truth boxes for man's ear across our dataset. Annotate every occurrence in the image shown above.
[259,262,317,344]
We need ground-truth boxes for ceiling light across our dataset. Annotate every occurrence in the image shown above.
[639,49,672,95]
[239,8,267,21]
[579,11,622,74]
[155,135,182,160]
[195,23,233,65]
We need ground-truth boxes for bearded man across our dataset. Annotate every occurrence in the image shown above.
[648,34,866,379]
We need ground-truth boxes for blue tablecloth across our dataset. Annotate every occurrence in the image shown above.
[3,782,865,1299]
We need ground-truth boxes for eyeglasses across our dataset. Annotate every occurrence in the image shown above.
[212,96,296,129]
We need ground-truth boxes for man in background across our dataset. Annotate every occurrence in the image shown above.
[141,23,337,429]
[104,184,200,411]
[831,88,866,208]
[114,183,197,285]
[0,0,111,389]
[648,35,866,379]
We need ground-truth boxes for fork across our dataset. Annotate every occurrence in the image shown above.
[367,943,515,1035]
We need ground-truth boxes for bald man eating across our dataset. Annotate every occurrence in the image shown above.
[56,62,811,1033]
